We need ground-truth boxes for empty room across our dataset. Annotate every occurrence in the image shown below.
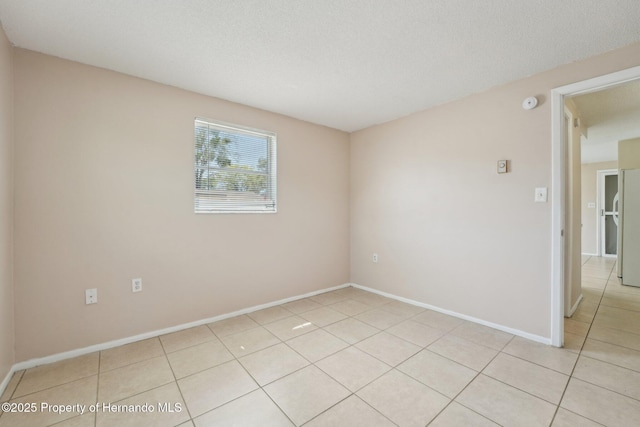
[2,1,640,426]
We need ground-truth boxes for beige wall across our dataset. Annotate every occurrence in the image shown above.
[350,42,640,339]
[13,49,350,361]
[581,161,619,255]
[619,138,640,169]
[0,25,14,381]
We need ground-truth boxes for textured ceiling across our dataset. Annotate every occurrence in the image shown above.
[1,1,640,131]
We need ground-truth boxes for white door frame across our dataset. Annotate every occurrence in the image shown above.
[563,107,573,316]
[597,169,619,257]
[550,65,640,347]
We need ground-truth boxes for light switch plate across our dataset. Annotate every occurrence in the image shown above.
[535,187,548,202]
[497,160,507,174]
[85,288,98,304]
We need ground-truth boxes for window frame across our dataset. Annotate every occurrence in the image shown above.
[193,117,277,214]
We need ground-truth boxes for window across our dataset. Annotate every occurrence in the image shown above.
[194,118,277,213]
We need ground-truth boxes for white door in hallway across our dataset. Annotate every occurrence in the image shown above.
[597,169,619,257]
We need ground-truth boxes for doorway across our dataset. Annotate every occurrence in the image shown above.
[551,65,640,347]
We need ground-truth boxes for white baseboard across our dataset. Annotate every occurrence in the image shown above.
[566,293,584,318]
[350,283,552,345]
[9,283,350,375]
[581,253,598,256]
[3,280,556,397]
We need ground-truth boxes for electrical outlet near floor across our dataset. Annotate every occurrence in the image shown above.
[372,253,379,263]
[85,288,97,304]
[132,278,142,293]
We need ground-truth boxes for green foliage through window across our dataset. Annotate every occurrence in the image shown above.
[194,119,277,213]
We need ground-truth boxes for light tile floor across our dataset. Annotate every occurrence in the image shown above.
[1,259,640,426]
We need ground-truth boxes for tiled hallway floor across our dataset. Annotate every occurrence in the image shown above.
[1,260,640,426]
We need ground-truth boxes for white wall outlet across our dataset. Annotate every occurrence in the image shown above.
[132,278,142,293]
[372,253,379,263]
[85,288,98,304]
[535,187,548,202]
[587,202,596,208]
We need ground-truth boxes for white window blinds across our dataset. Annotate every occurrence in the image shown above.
[194,118,277,213]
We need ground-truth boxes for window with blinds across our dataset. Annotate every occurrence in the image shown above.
[194,118,277,213]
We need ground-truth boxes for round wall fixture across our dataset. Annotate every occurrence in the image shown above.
[522,96,538,110]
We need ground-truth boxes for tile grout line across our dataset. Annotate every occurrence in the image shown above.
[1,368,24,403]
[425,334,516,426]
[218,291,423,425]
[549,262,612,426]
[206,318,297,425]
[567,360,640,404]
[554,407,607,427]
[225,347,300,427]
[86,371,205,425]
[94,350,100,427]
[8,371,97,402]
[577,266,640,396]
[199,323,290,420]
[0,369,23,422]
[295,294,429,426]
[233,292,361,426]
[586,334,640,354]
[282,296,391,425]
[158,335,194,424]
[255,293,359,426]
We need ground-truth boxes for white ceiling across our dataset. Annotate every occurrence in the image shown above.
[1,1,640,132]
[571,80,640,164]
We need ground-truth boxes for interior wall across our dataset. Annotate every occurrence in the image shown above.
[350,42,640,339]
[619,138,640,169]
[0,24,14,382]
[13,49,351,361]
[581,161,619,255]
